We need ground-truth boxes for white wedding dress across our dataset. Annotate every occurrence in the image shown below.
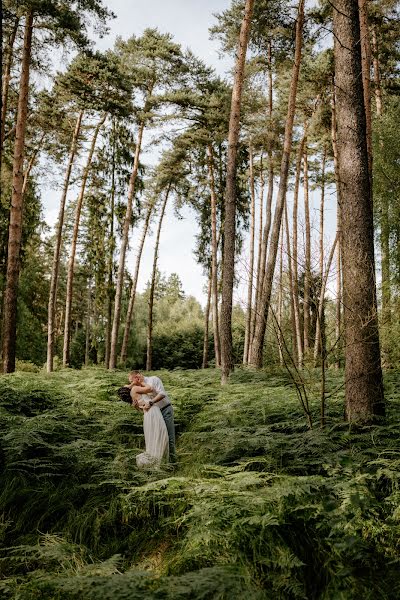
[136,404,169,468]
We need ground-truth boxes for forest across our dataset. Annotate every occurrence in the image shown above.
[0,0,400,598]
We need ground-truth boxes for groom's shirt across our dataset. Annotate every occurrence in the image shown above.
[144,376,171,410]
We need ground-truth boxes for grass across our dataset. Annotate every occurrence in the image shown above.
[0,367,399,599]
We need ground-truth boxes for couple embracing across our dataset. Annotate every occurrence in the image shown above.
[119,371,176,468]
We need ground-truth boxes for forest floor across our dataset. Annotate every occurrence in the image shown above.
[0,367,399,599]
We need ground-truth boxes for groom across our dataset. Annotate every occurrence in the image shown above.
[128,370,176,463]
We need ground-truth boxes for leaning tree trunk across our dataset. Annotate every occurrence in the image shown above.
[249,0,305,368]
[220,0,254,383]
[252,46,273,342]
[207,143,221,367]
[62,114,105,367]
[333,0,384,421]
[47,111,83,372]
[202,272,212,369]
[146,187,170,372]
[109,113,148,369]
[119,200,154,364]
[243,141,256,364]
[2,11,33,373]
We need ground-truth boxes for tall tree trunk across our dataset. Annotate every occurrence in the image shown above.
[0,16,19,166]
[105,119,116,368]
[252,154,264,341]
[62,114,105,367]
[120,200,154,364]
[85,278,91,366]
[303,144,311,358]
[253,154,273,347]
[47,111,83,372]
[292,135,305,368]
[284,200,298,363]
[2,11,33,373]
[249,0,305,368]
[202,272,212,369]
[220,0,254,383]
[109,113,148,369]
[313,146,327,362]
[371,26,390,324]
[333,0,384,421]
[277,226,284,367]
[146,187,170,372]
[252,46,273,344]
[243,141,256,364]
[207,143,221,367]
[331,85,342,369]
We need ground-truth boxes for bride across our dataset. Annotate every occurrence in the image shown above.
[130,385,169,468]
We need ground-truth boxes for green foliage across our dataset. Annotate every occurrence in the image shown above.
[0,368,400,598]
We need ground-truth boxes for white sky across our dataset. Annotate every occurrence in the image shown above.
[41,0,337,308]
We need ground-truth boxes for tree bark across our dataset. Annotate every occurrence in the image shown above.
[333,0,384,421]
[146,187,170,372]
[119,200,154,364]
[207,143,221,367]
[249,0,305,368]
[62,114,105,367]
[220,0,254,383]
[109,116,147,369]
[2,11,33,373]
[243,141,256,364]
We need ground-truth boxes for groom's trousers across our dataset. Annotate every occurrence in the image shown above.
[160,405,176,462]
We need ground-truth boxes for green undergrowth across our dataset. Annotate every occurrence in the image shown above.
[0,367,399,599]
